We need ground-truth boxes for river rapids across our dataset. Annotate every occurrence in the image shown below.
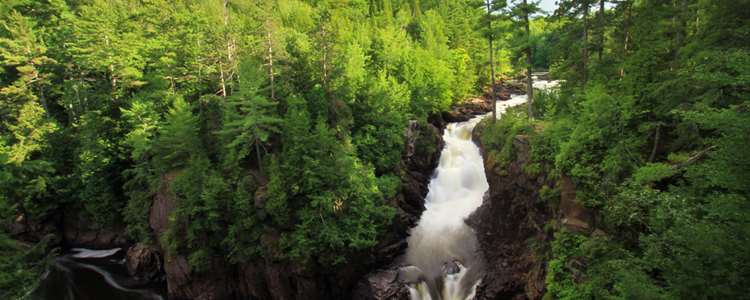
[403,76,557,300]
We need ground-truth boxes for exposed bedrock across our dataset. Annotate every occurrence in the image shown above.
[468,129,592,300]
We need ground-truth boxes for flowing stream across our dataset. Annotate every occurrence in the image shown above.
[404,77,557,300]
[29,248,165,300]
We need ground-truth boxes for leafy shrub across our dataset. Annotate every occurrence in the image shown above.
[632,163,677,186]
[0,233,51,299]
[477,107,533,170]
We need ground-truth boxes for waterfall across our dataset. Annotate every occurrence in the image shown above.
[70,248,122,259]
[404,78,557,300]
[403,115,490,300]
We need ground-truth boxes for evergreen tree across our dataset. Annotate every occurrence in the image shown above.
[0,9,58,220]
[155,96,200,170]
[510,0,540,119]
[475,0,507,120]
[220,58,281,173]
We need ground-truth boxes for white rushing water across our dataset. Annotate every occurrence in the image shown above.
[404,115,489,300]
[404,78,558,300]
[70,247,121,258]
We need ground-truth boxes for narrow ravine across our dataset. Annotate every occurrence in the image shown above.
[404,76,556,300]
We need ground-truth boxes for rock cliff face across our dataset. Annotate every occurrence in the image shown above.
[468,130,590,300]
[8,201,130,249]
[467,134,552,300]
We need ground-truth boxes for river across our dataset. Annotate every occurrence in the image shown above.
[29,248,165,300]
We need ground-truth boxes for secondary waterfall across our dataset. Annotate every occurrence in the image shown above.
[30,248,165,300]
[404,77,556,300]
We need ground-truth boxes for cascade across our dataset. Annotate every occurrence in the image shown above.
[404,78,557,299]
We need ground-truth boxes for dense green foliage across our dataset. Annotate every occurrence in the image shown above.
[0,0,504,294]
[476,107,533,170]
[2,0,748,298]
[478,0,750,299]
[0,232,51,299]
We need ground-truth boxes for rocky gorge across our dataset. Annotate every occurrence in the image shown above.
[14,81,590,300]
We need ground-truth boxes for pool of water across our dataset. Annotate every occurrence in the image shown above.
[30,248,165,300]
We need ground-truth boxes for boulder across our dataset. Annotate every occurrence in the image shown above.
[126,243,163,281]
[442,261,460,275]
[353,268,410,300]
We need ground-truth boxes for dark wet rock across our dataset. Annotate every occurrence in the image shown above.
[126,243,163,281]
[7,213,60,245]
[558,176,592,233]
[443,97,494,122]
[442,261,460,275]
[353,267,411,300]
[484,81,526,100]
[7,208,128,249]
[164,255,235,300]
[61,212,128,249]
[531,72,551,81]
[399,120,442,221]
[444,81,530,123]
[468,130,590,300]
[150,171,180,238]
[404,120,443,174]
[398,265,426,284]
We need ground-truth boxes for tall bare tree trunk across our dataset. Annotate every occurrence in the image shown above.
[105,35,117,96]
[486,0,498,121]
[224,0,233,64]
[582,0,590,87]
[266,26,275,100]
[598,0,605,61]
[219,64,227,97]
[255,139,264,174]
[649,124,661,162]
[320,26,330,93]
[619,1,632,79]
[523,0,534,119]
[223,0,235,96]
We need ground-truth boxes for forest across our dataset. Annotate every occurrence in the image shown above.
[1,0,748,299]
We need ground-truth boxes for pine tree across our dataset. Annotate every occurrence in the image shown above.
[476,0,507,120]
[0,9,58,220]
[156,96,200,170]
[555,0,593,86]
[220,59,281,173]
[510,0,540,119]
